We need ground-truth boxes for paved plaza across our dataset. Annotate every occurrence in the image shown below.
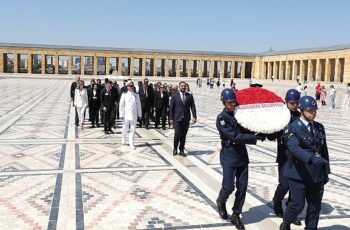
[0,76,349,230]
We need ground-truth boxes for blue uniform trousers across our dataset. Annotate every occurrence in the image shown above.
[283,179,324,229]
[274,162,289,202]
[218,164,248,214]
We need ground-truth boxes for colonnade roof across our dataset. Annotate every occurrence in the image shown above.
[259,43,350,56]
[0,42,256,57]
[1,42,350,57]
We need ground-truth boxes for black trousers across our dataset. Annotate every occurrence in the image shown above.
[174,119,190,151]
[104,109,115,131]
[90,105,99,125]
[155,107,167,128]
[218,164,248,215]
[75,107,79,125]
[140,108,149,127]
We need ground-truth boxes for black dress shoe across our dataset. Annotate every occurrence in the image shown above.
[109,130,114,134]
[292,219,302,226]
[216,199,227,219]
[279,222,291,230]
[162,127,166,130]
[145,126,149,130]
[231,213,245,230]
[91,124,95,128]
[179,150,187,157]
[105,130,109,134]
[173,149,178,156]
[96,123,100,127]
[273,197,284,218]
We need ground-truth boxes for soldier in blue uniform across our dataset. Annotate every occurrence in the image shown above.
[272,89,302,225]
[280,96,330,230]
[216,89,265,230]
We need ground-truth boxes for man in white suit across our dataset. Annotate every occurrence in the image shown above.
[119,81,142,149]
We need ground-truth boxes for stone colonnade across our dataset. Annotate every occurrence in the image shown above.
[0,48,254,79]
[259,49,350,83]
[1,45,350,82]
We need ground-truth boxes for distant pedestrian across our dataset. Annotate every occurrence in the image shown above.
[342,83,350,108]
[329,85,336,109]
[320,86,327,106]
[315,83,321,102]
[296,75,300,84]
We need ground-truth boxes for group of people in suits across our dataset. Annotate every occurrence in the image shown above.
[70,77,198,153]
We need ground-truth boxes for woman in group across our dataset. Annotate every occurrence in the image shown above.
[74,80,89,130]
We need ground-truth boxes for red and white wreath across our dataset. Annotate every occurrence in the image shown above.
[234,87,290,134]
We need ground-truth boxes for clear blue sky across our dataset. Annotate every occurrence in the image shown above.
[0,0,349,53]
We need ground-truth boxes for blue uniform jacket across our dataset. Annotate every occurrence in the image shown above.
[284,118,331,184]
[276,110,300,165]
[216,109,258,167]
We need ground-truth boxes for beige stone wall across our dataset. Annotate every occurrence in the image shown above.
[0,45,349,82]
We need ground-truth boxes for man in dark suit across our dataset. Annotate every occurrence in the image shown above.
[70,76,80,126]
[169,81,197,157]
[154,84,169,130]
[138,78,154,129]
[88,83,101,128]
[100,81,117,134]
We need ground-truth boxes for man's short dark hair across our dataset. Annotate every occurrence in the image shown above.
[179,81,186,86]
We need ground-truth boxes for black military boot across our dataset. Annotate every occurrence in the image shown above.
[216,199,227,219]
[279,222,291,230]
[273,197,284,218]
[231,212,245,230]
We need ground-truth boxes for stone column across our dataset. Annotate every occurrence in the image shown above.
[41,54,45,74]
[141,58,146,77]
[198,60,203,78]
[13,53,18,73]
[307,60,313,82]
[325,58,331,82]
[27,54,32,74]
[93,55,98,75]
[300,60,305,82]
[129,57,134,77]
[278,61,283,80]
[153,58,157,77]
[81,56,85,75]
[291,60,297,80]
[68,55,72,75]
[230,61,235,78]
[251,62,255,79]
[273,61,278,79]
[267,62,272,79]
[164,58,169,77]
[209,60,214,78]
[285,61,291,80]
[106,56,110,75]
[176,59,181,78]
[0,53,3,73]
[118,56,123,76]
[241,62,246,79]
[54,55,59,74]
[334,58,340,82]
[315,59,321,81]
[187,59,191,78]
[219,61,224,79]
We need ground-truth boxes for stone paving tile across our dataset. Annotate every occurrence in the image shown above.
[78,143,170,169]
[79,170,229,230]
[0,144,65,171]
[0,174,59,230]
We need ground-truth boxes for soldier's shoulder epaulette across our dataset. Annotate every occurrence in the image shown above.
[283,125,295,140]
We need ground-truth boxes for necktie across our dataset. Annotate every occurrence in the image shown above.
[308,123,314,136]
[182,93,186,104]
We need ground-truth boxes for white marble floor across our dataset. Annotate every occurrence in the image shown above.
[0,77,349,230]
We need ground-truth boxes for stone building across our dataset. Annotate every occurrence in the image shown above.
[0,42,349,82]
